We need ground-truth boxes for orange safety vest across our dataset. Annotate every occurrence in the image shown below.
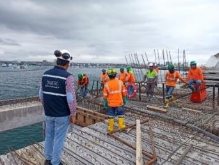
[126,72,136,83]
[103,79,127,107]
[118,72,127,83]
[78,74,89,86]
[165,71,186,87]
[187,67,204,81]
[100,73,109,84]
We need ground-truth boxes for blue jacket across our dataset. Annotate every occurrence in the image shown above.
[42,66,71,117]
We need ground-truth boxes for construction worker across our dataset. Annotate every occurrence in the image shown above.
[125,66,136,97]
[164,64,187,108]
[118,67,127,84]
[143,63,158,101]
[100,69,109,89]
[187,61,204,92]
[126,66,136,83]
[39,49,77,165]
[77,73,89,97]
[103,68,127,132]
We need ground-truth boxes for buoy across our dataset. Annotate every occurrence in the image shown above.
[126,83,137,98]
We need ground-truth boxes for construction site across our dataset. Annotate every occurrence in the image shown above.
[0,51,219,165]
[0,66,218,165]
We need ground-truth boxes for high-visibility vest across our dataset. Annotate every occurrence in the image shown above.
[118,72,127,83]
[126,72,136,83]
[165,71,185,87]
[78,74,89,86]
[100,73,109,84]
[187,67,204,81]
[103,79,127,107]
[145,70,157,78]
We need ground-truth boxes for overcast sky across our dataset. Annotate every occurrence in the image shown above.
[0,0,218,64]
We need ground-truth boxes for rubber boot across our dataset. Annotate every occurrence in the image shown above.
[108,118,114,132]
[164,98,169,108]
[118,117,126,129]
[171,96,176,104]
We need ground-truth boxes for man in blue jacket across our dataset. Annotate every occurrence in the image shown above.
[39,49,77,165]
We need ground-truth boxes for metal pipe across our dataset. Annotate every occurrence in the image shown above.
[109,133,154,159]
[169,51,172,63]
[91,80,95,91]
[162,82,165,103]
[135,53,144,81]
[162,49,165,66]
[145,53,149,64]
[141,54,147,68]
[138,82,141,101]
[145,158,157,165]
[213,85,215,110]
[166,50,169,64]
[218,84,219,106]
[96,81,99,96]
[157,50,163,83]
[154,49,157,64]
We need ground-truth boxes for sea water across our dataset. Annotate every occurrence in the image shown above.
[0,66,102,154]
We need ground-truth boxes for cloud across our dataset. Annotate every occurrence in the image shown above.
[0,38,21,46]
[0,0,219,64]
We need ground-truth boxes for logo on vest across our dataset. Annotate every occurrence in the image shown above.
[45,80,59,89]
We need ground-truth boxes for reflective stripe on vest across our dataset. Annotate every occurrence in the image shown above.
[105,81,123,94]
[43,74,67,80]
[43,91,66,97]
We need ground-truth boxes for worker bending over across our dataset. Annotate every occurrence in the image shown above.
[77,73,89,97]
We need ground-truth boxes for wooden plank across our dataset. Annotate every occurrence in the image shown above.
[182,107,202,113]
[146,105,167,113]
[136,119,143,165]
[85,116,94,125]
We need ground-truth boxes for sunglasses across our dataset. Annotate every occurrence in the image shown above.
[54,50,73,61]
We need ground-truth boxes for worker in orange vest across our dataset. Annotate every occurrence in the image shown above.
[103,68,127,132]
[125,66,136,97]
[187,61,204,92]
[100,69,109,89]
[118,67,127,84]
[126,66,136,83]
[77,73,89,97]
[164,64,187,108]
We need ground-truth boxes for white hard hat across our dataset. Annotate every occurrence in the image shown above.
[148,63,154,67]
[54,49,72,61]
